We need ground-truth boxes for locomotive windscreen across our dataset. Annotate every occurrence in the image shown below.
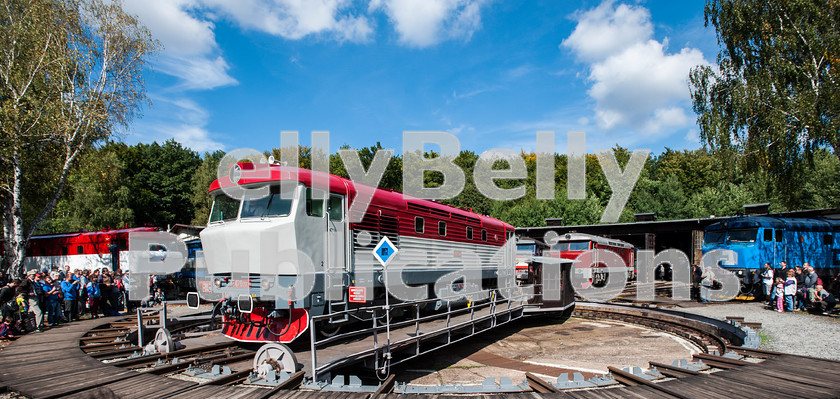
[727,229,757,243]
[552,241,590,251]
[241,191,294,219]
[209,194,240,223]
[704,231,725,244]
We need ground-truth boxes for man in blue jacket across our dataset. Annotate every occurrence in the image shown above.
[60,273,80,322]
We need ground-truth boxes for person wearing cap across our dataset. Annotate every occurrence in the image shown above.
[19,270,44,331]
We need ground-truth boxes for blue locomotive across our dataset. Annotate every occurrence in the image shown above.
[703,216,840,290]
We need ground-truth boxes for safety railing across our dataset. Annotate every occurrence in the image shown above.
[308,287,530,381]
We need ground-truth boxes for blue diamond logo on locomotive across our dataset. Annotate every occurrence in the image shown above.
[372,236,399,267]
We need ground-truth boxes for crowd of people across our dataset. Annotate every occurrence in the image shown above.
[759,261,838,314]
[690,261,838,315]
[0,266,131,339]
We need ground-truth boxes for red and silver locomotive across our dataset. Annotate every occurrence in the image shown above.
[549,232,636,287]
[198,164,518,343]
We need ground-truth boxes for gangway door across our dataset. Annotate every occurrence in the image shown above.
[526,257,574,310]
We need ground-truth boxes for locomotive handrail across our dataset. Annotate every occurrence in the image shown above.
[309,287,529,380]
[309,287,528,345]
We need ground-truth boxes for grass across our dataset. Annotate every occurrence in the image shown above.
[758,331,771,346]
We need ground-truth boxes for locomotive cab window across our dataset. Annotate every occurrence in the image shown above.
[466,226,473,240]
[763,229,773,242]
[305,187,325,217]
[415,217,424,234]
[209,194,240,223]
[76,245,84,254]
[481,229,487,242]
[775,231,783,242]
[704,231,725,244]
[438,221,447,236]
[825,235,833,246]
[328,194,343,221]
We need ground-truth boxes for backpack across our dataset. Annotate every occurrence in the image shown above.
[86,282,101,299]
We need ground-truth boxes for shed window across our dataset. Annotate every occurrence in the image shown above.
[415,217,424,234]
[466,226,473,240]
[438,221,447,236]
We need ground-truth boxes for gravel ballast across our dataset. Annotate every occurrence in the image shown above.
[681,301,840,361]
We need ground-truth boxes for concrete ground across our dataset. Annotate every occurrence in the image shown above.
[396,316,701,386]
[680,301,840,361]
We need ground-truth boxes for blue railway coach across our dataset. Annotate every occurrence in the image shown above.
[702,217,840,289]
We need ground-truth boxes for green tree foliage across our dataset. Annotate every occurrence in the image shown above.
[191,150,225,225]
[39,145,133,233]
[687,182,757,218]
[122,140,200,227]
[690,0,840,208]
[27,138,840,243]
[631,174,690,220]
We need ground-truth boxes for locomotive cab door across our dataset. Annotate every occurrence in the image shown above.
[774,229,785,266]
[326,194,348,272]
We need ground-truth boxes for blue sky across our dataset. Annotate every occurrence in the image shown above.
[122,0,719,156]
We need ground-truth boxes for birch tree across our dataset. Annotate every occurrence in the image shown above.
[689,0,840,207]
[0,0,156,276]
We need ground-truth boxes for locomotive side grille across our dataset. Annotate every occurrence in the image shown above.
[353,235,506,272]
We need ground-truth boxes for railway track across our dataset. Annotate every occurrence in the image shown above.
[573,301,742,354]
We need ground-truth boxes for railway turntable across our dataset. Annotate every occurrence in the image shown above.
[2,303,840,398]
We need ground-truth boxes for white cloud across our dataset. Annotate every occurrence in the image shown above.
[562,1,710,136]
[202,0,373,42]
[370,0,486,47]
[124,0,375,89]
[124,0,237,91]
[140,96,225,152]
[684,129,700,144]
[561,0,652,62]
[166,125,226,152]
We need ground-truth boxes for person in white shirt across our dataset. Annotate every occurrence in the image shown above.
[761,262,774,305]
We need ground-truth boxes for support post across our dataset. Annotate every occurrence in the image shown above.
[137,308,144,348]
[160,301,167,329]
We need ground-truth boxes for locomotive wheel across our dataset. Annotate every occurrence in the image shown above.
[317,321,343,339]
[153,328,175,354]
[253,343,298,376]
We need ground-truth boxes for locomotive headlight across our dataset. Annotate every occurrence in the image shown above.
[214,278,222,287]
[737,270,743,276]
[261,279,273,291]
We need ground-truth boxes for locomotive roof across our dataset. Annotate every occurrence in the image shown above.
[29,227,159,240]
[208,164,513,230]
[707,216,840,232]
[553,232,634,248]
